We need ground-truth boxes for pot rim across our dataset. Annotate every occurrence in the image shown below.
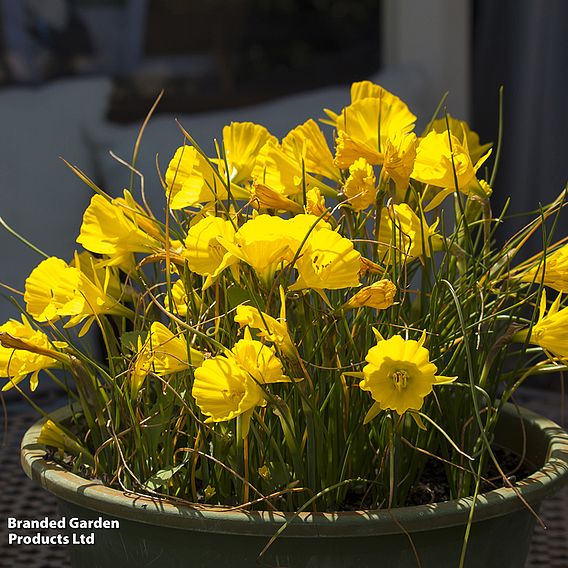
[21,403,568,537]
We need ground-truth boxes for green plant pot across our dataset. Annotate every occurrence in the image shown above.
[21,404,568,568]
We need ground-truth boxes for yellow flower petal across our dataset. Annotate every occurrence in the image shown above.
[431,115,492,165]
[230,333,289,385]
[383,132,417,195]
[218,215,292,284]
[250,183,303,213]
[132,322,203,395]
[24,256,128,326]
[521,292,568,360]
[251,140,305,198]
[304,187,331,220]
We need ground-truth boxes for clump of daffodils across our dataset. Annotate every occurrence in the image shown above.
[2,81,567,513]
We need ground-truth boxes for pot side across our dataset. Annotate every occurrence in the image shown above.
[21,404,568,568]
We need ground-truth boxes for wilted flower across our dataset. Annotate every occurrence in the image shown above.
[343,280,396,310]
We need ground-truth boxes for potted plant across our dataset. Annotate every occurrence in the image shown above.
[3,80,568,568]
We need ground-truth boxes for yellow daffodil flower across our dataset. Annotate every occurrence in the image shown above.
[183,216,238,288]
[411,130,493,211]
[411,131,475,190]
[520,244,568,292]
[333,92,417,169]
[165,279,191,316]
[217,214,292,284]
[282,119,339,181]
[343,279,397,310]
[0,318,67,391]
[250,183,303,213]
[383,132,417,195]
[71,251,123,300]
[289,228,361,291]
[342,157,377,211]
[24,257,80,322]
[191,355,264,436]
[24,256,130,335]
[230,328,290,385]
[114,188,164,243]
[360,332,456,419]
[304,187,330,220]
[251,140,305,198]
[252,140,335,200]
[324,80,413,124]
[377,203,443,264]
[431,115,492,165]
[219,122,277,184]
[192,330,288,436]
[38,420,93,464]
[132,322,203,395]
[166,145,230,209]
[514,291,568,361]
[77,191,161,263]
[234,293,295,359]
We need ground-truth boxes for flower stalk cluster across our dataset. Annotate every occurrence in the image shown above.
[1,80,567,514]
